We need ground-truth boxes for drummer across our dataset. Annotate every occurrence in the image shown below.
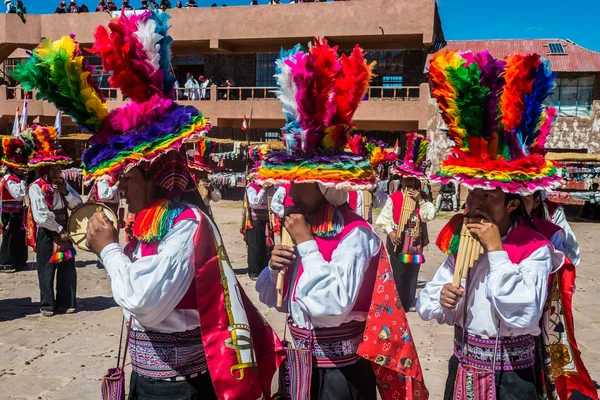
[26,125,82,317]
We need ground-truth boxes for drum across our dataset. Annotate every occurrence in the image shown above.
[67,202,118,252]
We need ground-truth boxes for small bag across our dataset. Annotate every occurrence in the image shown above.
[276,318,313,400]
[102,316,132,400]
[453,363,496,400]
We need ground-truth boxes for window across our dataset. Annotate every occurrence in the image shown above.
[264,131,280,142]
[545,76,594,117]
[172,56,205,65]
[548,43,566,54]
[382,76,403,87]
[256,53,278,87]
[364,50,403,86]
[2,58,27,79]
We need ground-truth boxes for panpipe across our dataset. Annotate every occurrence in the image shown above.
[451,218,484,287]
[362,190,373,223]
[276,227,294,307]
[394,188,420,252]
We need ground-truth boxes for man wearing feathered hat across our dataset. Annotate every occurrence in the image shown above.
[23,125,83,316]
[14,14,283,399]
[417,50,597,399]
[0,136,32,273]
[375,132,437,312]
[255,39,428,400]
[187,138,221,218]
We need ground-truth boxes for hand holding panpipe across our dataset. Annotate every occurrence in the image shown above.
[276,227,295,307]
[451,217,484,287]
[394,188,420,252]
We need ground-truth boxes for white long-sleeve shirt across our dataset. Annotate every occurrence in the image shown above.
[101,218,200,333]
[376,196,436,234]
[96,178,119,204]
[256,226,381,329]
[29,182,83,233]
[3,173,26,201]
[416,242,558,338]
[271,186,286,218]
[246,185,268,209]
[551,207,580,266]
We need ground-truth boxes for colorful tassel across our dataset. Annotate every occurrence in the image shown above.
[399,254,425,264]
[310,203,344,238]
[50,248,75,264]
[132,199,185,242]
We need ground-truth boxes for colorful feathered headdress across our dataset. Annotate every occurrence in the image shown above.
[22,125,72,167]
[390,132,430,179]
[13,11,210,185]
[1,136,33,169]
[429,50,561,195]
[188,138,216,176]
[347,134,397,168]
[255,38,378,190]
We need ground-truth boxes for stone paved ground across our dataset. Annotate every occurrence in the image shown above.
[0,200,598,399]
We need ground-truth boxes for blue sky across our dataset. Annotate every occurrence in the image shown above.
[19,0,600,53]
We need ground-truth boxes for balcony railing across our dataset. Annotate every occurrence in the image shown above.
[217,87,278,101]
[366,86,420,101]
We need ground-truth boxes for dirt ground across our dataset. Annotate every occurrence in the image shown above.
[0,200,598,399]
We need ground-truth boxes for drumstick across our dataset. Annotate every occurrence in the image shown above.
[276,227,294,307]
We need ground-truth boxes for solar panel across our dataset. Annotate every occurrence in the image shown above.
[548,43,566,54]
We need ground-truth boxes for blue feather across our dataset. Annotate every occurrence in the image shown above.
[150,10,175,96]
[521,58,556,152]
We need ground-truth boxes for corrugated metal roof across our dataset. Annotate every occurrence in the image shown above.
[425,39,600,72]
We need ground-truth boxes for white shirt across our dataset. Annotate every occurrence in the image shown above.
[271,186,286,218]
[246,185,268,210]
[101,218,200,333]
[256,226,381,328]
[416,243,557,338]
[2,173,26,201]
[96,178,119,204]
[375,196,436,234]
[551,207,580,266]
[29,181,83,233]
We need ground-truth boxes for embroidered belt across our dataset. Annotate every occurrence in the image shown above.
[250,208,269,221]
[129,328,208,380]
[0,200,23,214]
[288,320,365,368]
[453,326,535,371]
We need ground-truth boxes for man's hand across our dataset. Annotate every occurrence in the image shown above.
[285,213,313,245]
[407,188,422,203]
[269,245,296,271]
[54,179,68,196]
[389,230,402,246]
[59,230,70,242]
[440,283,464,309]
[86,211,118,255]
[466,211,503,252]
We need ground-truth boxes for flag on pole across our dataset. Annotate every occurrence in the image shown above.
[393,138,400,155]
[241,114,248,131]
[19,95,28,131]
[12,107,20,136]
[54,110,62,137]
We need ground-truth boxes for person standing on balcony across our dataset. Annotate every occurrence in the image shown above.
[54,0,66,12]
[121,0,133,10]
[159,0,170,10]
[106,0,116,10]
[5,0,16,13]
[175,0,181,6]
[0,137,31,273]
[95,0,107,11]
[185,0,197,7]
[139,0,148,9]
[67,0,79,12]
[200,76,210,100]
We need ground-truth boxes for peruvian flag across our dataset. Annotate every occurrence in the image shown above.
[393,138,400,155]
[241,114,248,131]
[12,107,19,136]
[19,95,28,131]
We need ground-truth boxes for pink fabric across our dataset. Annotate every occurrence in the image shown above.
[282,183,294,207]
[531,216,562,242]
[503,225,551,264]
[290,207,379,312]
[348,191,358,211]
[247,182,262,193]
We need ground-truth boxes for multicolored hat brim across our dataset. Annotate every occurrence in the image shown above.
[1,157,29,169]
[390,165,427,180]
[28,156,73,168]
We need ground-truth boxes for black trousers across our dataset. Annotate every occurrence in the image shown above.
[310,358,377,400]
[444,355,537,400]
[0,212,28,268]
[36,228,77,312]
[246,218,272,276]
[128,370,217,400]
[386,238,421,311]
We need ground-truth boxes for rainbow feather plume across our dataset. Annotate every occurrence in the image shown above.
[50,248,76,264]
[436,213,464,255]
[275,44,304,151]
[391,132,430,178]
[132,199,185,242]
[12,35,107,133]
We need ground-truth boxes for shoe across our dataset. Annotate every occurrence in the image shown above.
[56,308,77,314]
[0,265,16,273]
[249,274,259,281]
[41,310,54,317]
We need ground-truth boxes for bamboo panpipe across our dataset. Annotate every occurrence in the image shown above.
[394,188,418,252]
[276,228,294,307]
[362,190,373,223]
[451,218,484,287]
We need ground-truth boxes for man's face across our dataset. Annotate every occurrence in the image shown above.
[289,182,325,215]
[466,188,519,224]
[401,177,419,190]
[47,165,62,181]
[118,167,152,214]
[522,195,534,216]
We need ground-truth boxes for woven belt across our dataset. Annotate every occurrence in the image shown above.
[157,370,206,382]
[129,328,208,380]
[0,201,23,214]
[453,326,535,371]
[288,320,365,368]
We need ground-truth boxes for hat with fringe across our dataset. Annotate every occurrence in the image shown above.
[390,132,430,179]
[429,50,561,195]
[12,11,210,192]
[1,136,33,169]
[188,138,215,177]
[22,125,72,167]
[255,38,377,190]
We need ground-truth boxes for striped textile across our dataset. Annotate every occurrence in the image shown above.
[453,326,535,371]
[250,207,269,221]
[288,320,365,368]
[453,363,496,400]
[278,340,312,400]
[129,328,207,380]
[0,200,23,214]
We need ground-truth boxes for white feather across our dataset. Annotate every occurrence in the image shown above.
[275,60,298,122]
[134,18,162,72]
